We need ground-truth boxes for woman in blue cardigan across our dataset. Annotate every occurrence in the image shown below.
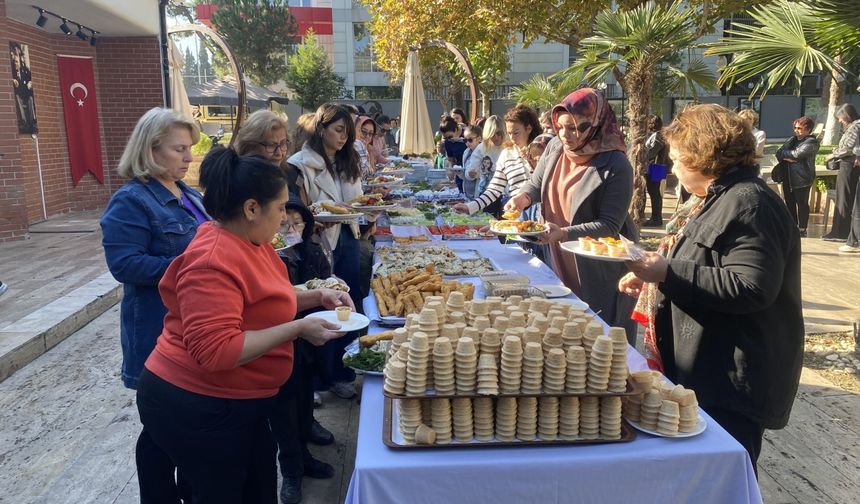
[100,107,208,503]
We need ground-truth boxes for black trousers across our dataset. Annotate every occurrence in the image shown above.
[832,163,860,239]
[783,185,811,230]
[136,369,278,504]
[704,407,766,477]
[646,179,663,223]
[848,173,860,247]
[270,340,315,478]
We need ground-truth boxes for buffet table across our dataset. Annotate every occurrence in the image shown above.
[346,240,763,504]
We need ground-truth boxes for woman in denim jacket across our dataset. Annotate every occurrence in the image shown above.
[101,108,208,391]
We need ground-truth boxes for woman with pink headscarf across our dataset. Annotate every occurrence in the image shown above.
[356,116,388,170]
[506,88,638,342]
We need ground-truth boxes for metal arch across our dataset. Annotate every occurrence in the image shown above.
[168,23,247,145]
[410,40,480,124]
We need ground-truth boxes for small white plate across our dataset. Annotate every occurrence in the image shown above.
[560,241,631,262]
[305,311,370,332]
[626,415,707,438]
[313,213,363,222]
[533,284,572,298]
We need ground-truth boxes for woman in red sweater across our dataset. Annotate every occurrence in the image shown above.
[135,147,352,504]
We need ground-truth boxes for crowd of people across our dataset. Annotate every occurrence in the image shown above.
[96,89,860,502]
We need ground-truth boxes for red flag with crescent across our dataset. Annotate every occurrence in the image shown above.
[57,56,104,186]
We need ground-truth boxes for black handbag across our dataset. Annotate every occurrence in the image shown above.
[826,157,840,171]
[771,161,786,183]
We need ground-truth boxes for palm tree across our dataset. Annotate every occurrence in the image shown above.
[705,0,860,144]
[507,73,588,112]
[554,0,717,223]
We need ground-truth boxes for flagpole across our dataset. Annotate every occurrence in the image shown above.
[32,134,47,221]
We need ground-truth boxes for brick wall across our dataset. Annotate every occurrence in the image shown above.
[0,1,163,242]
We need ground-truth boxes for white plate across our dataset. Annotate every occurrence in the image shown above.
[313,213,363,222]
[342,338,385,376]
[560,241,631,262]
[365,177,405,186]
[626,415,707,438]
[305,311,370,332]
[488,228,548,237]
[377,169,412,176]
[351,204,397,212]
[549,298,589,311]
[533,284,572,298]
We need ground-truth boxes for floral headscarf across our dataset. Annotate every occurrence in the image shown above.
[551,88,627,158]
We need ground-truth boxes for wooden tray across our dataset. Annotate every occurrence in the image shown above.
[382,397,636,449]
[382,376,646,400]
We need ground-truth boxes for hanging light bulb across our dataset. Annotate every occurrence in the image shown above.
[59,18,72,35]
[75,24,88,41]
[35,8,48,28]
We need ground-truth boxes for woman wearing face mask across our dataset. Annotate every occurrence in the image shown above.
[286,103,364,400]
[453,105,540,217]
[505,88,638,342]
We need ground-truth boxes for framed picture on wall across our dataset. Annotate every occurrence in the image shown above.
[10,42,38,134]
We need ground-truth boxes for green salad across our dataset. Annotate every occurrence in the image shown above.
[343,348,385,372]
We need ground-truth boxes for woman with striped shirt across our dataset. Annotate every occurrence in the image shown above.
[453,105,543,216]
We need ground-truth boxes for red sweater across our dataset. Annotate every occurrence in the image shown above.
[145,222,297,399]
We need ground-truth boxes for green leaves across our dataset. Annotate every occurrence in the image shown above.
[285,31,349,110]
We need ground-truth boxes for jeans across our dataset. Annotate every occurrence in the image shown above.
[783,185,811,230]
[136,369,278,504]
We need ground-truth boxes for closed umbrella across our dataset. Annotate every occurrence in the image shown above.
[399,51,435,155]
[168,38,193,119]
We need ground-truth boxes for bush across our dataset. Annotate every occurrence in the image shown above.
[191,134,212,156]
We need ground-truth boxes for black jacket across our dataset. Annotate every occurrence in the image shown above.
[279,199,331,285]
[776,135,819,189]
[656,167,803,429]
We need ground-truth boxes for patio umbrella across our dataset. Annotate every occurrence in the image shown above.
[399,51,435,155]
[168,38,193,119]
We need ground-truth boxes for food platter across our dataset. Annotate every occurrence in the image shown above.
[342,338,385,376]
[365,176,406,187]
[293,277,350,292]
[488,220,548,237]
[351,204,398,212]
[560,241,631,262]
[314,212,363,222]
[626,415,707,438]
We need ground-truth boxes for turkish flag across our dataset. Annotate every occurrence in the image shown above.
[57,56,104,186]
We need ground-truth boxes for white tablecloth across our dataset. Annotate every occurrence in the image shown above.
[346,241,763,504]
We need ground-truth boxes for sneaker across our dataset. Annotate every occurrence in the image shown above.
[0,282,7,297]
[303,456,335,479]
[309,419,334,446]
[838,245,860,253]
[330,381,356,399]
[821,233,845,242]
[313,392,322,407]
[280,476,302,504]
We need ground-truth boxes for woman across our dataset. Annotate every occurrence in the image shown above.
[137,147,351,503]
[466,115,506,197]
[451,107,469,130]
[101,107,207,502]
[287,103,363,400]
[454,105,541,217]
[461,125,483,199]
[776,116,819,237]
[737,109,766,172]
[504,89,638,342]
[234,110,290,167]
[642,114,671,227]
[619,104,803,472]
[357,115,388,169]
[823,104,860,243]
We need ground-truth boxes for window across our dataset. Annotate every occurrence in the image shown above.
[737,98,761,115]
[356,86,402,100]
[288,0,312,6]
[353,23,379,72]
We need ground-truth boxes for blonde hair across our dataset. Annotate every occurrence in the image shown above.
[481,115,506,149]
[117,108,200,180]
[233,109,290,156]
[292,113,316,154]
[663,104,757,178]
[737,109,759,129]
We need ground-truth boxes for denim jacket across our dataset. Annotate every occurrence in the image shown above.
[100,178,208,389]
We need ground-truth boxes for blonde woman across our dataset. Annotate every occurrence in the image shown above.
[464,115,506,197]
[233,109,290,167]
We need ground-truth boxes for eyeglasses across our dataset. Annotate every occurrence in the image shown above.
[464,137,479,143]
[257,140,288,154]
[360,129,375,137]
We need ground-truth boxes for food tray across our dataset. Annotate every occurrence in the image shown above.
[382,397,636,449]
[382,376,645,400]
[485,285,549,299]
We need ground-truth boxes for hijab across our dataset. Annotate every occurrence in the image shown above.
[551,88,627,158]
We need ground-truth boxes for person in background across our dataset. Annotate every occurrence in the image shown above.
[440,115,468,192]
[619,104,803,473]
[391,116,401,147]
[471,115,507,198]
[642,114,671,228]
[344,104,372,177]
[100,108,207,502]
[504,89,638,342]
[451,107,469,131]
[273,199,338,504]
[540,110,555,135]
[287,104,363,400]
[527,133,553,169]
[461,125,483,199]
[234,110,290,168]
[357,116,388,169]
[737,109,766,174]
[776,116,819,237]
[842,143,860,254]
[136,147,350,503]
[375,114,398,155]
[823,104,860,244]
[454,104,541,218]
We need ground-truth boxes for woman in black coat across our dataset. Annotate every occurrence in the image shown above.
[619,104,803,473]
[775,116,820,237]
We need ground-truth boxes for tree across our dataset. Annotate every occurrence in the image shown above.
[207,0,298,86]
[286,30,349,110]
[706,0,860,144]
[554,1,720,222]
[183,46,199,85]
[197,37,214,82]
[359,0,514,117]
